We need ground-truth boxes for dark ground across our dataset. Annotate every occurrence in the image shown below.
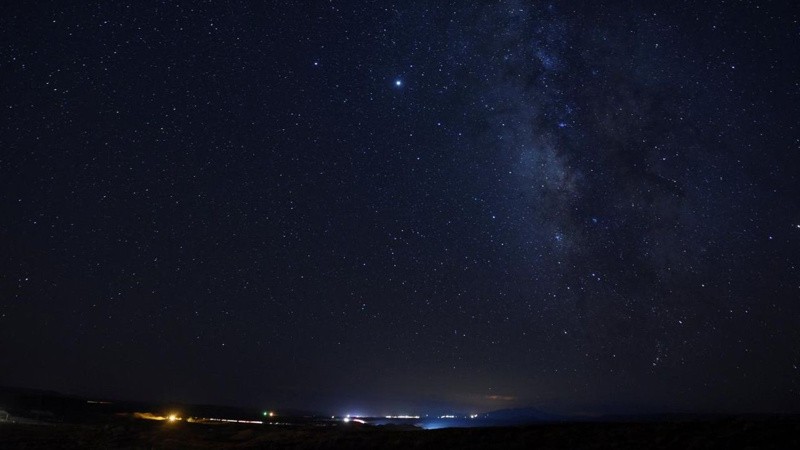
[2,417,799,449]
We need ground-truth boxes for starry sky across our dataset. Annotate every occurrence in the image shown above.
[1,1,798,416]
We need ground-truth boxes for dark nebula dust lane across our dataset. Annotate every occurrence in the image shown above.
[0,1,798,415]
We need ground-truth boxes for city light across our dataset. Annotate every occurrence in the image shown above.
[205,418,264,424]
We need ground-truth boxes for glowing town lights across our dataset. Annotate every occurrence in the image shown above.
[470,414,479,419]
[206,418,264,424]
[385,415,420,419]
[340,414,366,424]
[168,414,178,422]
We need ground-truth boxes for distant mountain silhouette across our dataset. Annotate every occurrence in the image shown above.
[483,406,565,423]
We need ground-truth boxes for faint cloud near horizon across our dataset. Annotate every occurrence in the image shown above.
[485,395,516,402]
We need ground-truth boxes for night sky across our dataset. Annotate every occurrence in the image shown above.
[1,1,798,416]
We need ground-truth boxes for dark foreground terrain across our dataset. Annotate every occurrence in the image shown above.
[2,417,799,450]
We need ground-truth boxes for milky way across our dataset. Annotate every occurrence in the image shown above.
[1,1,798,415]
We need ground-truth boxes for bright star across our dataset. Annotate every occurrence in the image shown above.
[395,79,403,87]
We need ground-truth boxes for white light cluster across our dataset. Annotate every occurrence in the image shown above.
[206,417,264,424]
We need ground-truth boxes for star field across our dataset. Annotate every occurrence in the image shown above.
[0,1,798,415]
